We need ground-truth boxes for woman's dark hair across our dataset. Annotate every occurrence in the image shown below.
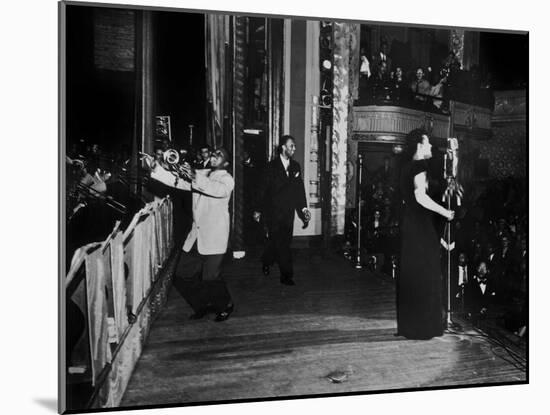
[404,128,428,160]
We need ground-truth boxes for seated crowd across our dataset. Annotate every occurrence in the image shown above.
[451,178,527,336]
[357,42,494,112]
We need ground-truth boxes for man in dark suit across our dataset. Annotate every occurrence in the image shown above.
[464,261,497,320]
[449,251,470,311]
[372,40,392,76]
[254,135,311,285]
[195,145,212,169]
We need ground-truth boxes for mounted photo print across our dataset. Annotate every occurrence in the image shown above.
[59,0,528,413]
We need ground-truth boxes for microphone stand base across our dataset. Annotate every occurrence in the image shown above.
[445,314,463,332]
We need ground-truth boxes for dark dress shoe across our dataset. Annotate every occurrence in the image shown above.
[189,309,208,320]
[262,264,270,276]
[280,278,295,286]
[214,303,234,322]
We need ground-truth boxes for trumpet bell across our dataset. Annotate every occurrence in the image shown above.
[163,149,180,165]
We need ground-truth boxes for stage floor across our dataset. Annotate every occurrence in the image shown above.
[121,248,526,407]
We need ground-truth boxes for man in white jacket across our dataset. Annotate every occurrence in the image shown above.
[144,148,235,322]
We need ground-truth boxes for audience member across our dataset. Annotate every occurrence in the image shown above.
[372,40,392,75]
[410,67,432,105]
[465,261,497,320]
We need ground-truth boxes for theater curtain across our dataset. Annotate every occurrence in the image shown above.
[205,14,231,148]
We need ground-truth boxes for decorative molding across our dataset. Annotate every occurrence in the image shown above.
[449,29,465,68]
[345,23,360,210]
[452,101,492,131]
[352,106,451,141]
[492,90,526,124]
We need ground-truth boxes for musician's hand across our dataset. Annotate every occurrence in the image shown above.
[253,211,261,223]
[94,170,111,183]
[91,178,107,194]
[139,153,156,170]
[180,162,195,181]
[302,208,311,222]
[443,209,455,221]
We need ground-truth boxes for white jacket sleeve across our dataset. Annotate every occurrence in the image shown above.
[192,171,234,198]
[150,165,191,191]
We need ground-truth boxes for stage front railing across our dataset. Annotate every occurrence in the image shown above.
[65,196,174,408]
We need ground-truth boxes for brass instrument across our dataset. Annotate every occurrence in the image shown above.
[140,149,193,181]
[76,181,127,214]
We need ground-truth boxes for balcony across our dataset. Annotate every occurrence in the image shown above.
[352,98,493,144]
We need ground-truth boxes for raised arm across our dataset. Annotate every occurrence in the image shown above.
[414,172,454,220]
[150,164,191,191]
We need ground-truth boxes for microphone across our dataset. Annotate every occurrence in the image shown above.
[444,137,459,179]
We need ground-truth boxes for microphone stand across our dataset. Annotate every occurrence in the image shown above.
[444,179,456,329]
[443,140,462,332]
[355,154,363,269]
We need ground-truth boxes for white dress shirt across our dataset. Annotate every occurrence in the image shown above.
[458,265,468,286]
[280,154,290,176]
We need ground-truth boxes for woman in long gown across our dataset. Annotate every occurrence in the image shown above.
[397,129,455,339]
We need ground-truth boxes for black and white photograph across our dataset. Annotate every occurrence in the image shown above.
[56,1,533,412]
[6,0,550,413]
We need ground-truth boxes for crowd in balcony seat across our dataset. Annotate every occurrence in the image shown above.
[357,44,495,112]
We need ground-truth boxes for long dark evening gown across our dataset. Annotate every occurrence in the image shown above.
[397,159,444,340]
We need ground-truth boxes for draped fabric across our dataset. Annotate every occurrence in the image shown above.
[205,14,231,148]
[66,243,101,370]
[153,203,164,271]
[85,246,113,385]
[142,213,154,294]
[164,197,174,252]
[65,198,175,388]
[124,215,146,315]
[155,198,174,262]
[110,231,128,342]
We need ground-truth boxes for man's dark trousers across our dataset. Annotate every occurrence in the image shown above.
[174,248,231,313]
[262,216,294,280]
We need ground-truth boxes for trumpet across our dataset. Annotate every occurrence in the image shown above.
[163,148,180,165]
[140,149,194,181]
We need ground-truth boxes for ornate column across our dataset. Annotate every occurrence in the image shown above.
[231,16,247,253]
[449,29,465,68]
[463,31,480,71]
[330,22,359,235]
[345,23,360,211]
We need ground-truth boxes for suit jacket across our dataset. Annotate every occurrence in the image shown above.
[194,159,211,170]
[465,276,497,312]
[151,166,234,255]
[257,156,307,228]
[450,263,470,292]
[372,52,392,74]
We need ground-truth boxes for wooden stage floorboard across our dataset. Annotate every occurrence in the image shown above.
[121,249,526,407]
